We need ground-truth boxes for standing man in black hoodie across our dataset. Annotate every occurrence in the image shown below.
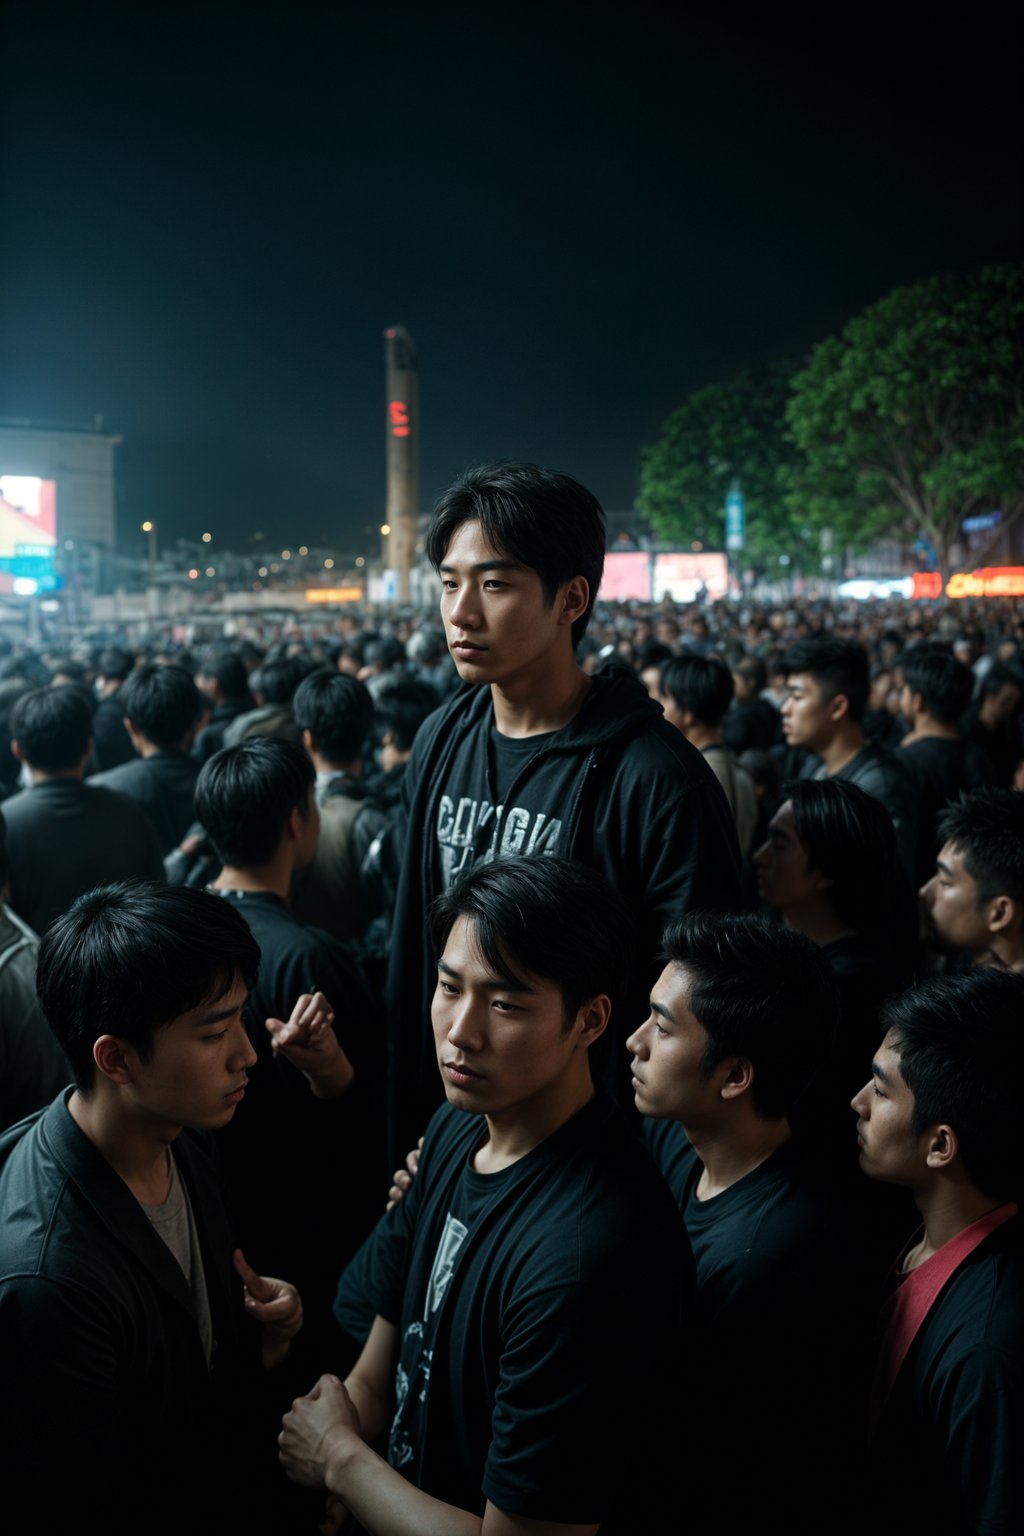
[386,461,740,1157]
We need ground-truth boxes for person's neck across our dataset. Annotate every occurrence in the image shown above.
[314,754,361,778]
[904,1176,1011,1270]
[782,904,857,949]
[490,657,591,739]
[68,1088,175,1205]
[902,713,960,745]
[687,722,722,752]
[212,858,292,901]
[816,723,865,775]
[687,1113,791,1200]
[30,765,84,784]
[978,932,1024,974]
[473,1071,595,1175]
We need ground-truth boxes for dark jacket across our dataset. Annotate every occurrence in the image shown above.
[0,777,165,935]
[385,669,741,1155]
[91,750,200,854]
[0,1094,266,1535]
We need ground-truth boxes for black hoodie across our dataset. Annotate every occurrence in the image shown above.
[385,667,741,1158]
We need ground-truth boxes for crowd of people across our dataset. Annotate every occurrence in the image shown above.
[0,461,1022,1535]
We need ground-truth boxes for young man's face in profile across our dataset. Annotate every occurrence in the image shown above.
[781,673,837,753]
[919,841,988,956]
[850,1035,924,1188]
[626,962,721,1127]
[753,800,826,917]
[438,521,575,688]
[117,975,256,1134]
[431,915,587,1119]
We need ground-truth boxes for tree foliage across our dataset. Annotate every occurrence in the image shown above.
[785,264,1024,574]
[637,361,801,565]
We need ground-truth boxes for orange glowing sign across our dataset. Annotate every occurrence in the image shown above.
[388,400,411,438]
[910,572,943,599]
[304,587,364,604]
[946,567,1024,599]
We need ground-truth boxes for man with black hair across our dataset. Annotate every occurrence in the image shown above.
[198,739,379,1342]
[783,635,917,875]
[629,912,878,1533]
[920,788,1024,972]
[222,653,307,746]
[91,661,204,853]
[722,653,783,754]
[387,461,740,1157]
[898,644,994,886]
[853,970,1024,1533]
[0,882,307,1536]
[88,645,136,771]
[959,660,1023,784]
[291,669,388,943]
[192,645,255,762]
[284,856,690,1536]
[2,684,164,933]
[658,654,758,854]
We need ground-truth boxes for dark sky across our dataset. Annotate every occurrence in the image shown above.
[1,2,1020,556]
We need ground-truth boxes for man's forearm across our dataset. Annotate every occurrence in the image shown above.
[325,1433,482,1536]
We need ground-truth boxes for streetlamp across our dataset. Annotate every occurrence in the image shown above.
[141,521,157,583]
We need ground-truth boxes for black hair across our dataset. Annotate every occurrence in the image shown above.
[881,970,1024,1201]
[937,789,1024,908]
[429,856,634,1029]
[425,462,606,648]
[0,813,8,889]
[196,646,252,701]
[96,647,134,685]
[734,655,768,693]
[375,677,440,752]
[10,685,93,772]
[36,881,260,1092]
[363,636,405,672]
[637,640,674,671]
[899,644,975,723]
[659,655,734,726]
[48,657,88,686]
[119,663,202,750]
[979,662,1023,700]
[253,655,307,706]
[662,912,837,1120]
[293,669,375,765]
[784,778,896,934]
[783,637,870,722]
[195,738,315,867]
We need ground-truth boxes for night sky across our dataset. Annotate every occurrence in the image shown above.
[1,3,1020,557]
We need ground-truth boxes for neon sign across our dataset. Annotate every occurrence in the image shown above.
[946,567,1024,599]
[388,401,411,438]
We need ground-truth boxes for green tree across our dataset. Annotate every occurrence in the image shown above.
[638,361,801,566]
[786,264,1024,576]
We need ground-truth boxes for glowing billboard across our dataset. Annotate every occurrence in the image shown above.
[653,551,729,602]
[599,552,650,601]
[0,477,58,594]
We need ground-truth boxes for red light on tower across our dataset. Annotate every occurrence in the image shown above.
[389,400,411,438]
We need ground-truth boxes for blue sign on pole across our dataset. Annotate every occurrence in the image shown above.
[725,488,746,551]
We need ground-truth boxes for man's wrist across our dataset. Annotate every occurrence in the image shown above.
[323,1424,370,1495]
[305,1052,354,1099]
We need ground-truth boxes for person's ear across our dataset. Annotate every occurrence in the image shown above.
[987,894,1017,937]
[301,728,317,758]
[827,691,851,724]
[925,1122,959,1173]
[720,1058,753,1101]
[559,576,590,630]
[11,739,26,765]
[93,1034,136,1086]
[574,994,611,1049]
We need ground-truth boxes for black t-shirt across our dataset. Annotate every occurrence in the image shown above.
[871,1217,1024,1535]
[435,723,563,888]
[338,1096,692,1530]
[212,890,385,1351]
[643,1120,879,1534]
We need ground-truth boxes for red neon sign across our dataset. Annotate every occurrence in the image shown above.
[388,400,411,438]
[911,572,943,599]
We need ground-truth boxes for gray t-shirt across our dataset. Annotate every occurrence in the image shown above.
[140,1154,214,1365]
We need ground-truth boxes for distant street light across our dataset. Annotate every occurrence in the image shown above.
[201,532,213,544]
[380,524,391,536]
[324,558,335,570]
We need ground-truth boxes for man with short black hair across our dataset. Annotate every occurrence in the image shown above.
[658,654,758,855]
[898,644,994,886]
[387,461,740,1157]
[284,856,691,1536]
[198,739,378,1342]
[92,661,204,852]
[89,645,136,771]
[291,669,388,942]
[192,645,255,762]
[2,684,164,933]
[629,911,877,1532]
[852,970,1024,1533]
[784,635,917,875]
[920,787,1024,971]
[0,882,306,1536]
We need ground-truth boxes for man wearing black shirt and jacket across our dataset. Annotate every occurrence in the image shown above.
[283,857,691,1536]
[386,463,740,1159]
